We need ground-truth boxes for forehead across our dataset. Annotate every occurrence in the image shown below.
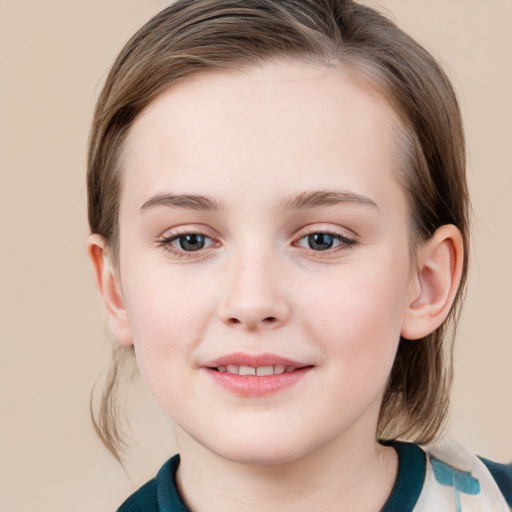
[121,59,406,213]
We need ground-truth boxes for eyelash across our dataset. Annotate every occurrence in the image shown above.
[157,228,217,258]
[294,228,357,255]
[157,227,357,259]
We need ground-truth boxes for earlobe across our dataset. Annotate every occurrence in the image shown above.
[401,225,464,340]
[86,234,133,346]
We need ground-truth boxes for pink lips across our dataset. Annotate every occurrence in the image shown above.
[203,352,309,369]
[202,352,313,397]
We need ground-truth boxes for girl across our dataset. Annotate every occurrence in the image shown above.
[86,0,512,510]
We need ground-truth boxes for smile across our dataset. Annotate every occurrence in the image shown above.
[202,353,313,396]
[214,365,296,376]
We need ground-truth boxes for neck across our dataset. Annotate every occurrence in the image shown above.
[174,428,398,512]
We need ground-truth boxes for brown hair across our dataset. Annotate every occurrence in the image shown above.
[88,0,469,461]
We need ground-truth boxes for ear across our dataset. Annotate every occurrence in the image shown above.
[401,225,464,340]
[87,234,133,346]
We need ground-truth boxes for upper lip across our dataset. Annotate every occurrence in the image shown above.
[202,352,311,369]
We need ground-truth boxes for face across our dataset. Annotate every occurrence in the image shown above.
[114,60,419,465]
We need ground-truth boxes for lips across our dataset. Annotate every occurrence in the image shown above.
[202,352,313,396]
[216,364,294,376]
[203,352,309,370]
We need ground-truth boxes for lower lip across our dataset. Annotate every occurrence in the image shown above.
[204,367,312,397]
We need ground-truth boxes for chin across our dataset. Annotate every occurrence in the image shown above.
[218,447,305,466]
[201,431,317,466]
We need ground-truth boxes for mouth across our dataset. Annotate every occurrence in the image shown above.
[211,365,300,376]
[202,353,313,396]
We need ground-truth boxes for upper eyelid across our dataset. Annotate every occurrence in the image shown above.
[164,232,214,243]
[294,224,357,240]
[158,224,218,239]
[298,227,352,236]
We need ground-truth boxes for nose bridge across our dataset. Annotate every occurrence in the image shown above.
[218,240,290,330]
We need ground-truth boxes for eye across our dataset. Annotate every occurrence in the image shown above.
[158,230,217,256]
[296,231,356,252]
[306,233,335,251]
[174,233,210,251]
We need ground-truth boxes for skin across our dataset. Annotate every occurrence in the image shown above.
[88,59,464,511]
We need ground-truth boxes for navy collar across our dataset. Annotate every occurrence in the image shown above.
[155,441,426,512]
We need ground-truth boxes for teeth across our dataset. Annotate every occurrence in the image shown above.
[218,365,296,376]
[226,364,239,374]
[256,366,274,376]
[239,365,256,376]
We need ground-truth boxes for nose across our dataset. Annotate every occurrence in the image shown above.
[217,251,291,332]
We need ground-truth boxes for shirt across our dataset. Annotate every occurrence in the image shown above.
[117,439,512,511]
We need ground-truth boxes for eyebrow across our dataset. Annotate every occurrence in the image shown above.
[139,189,378,213]
[140,193,223,212]
[281,190,379,211]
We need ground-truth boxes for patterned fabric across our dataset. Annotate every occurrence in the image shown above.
[416,439,512,511]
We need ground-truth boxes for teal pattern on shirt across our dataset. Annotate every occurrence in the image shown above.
[430,456,480,512]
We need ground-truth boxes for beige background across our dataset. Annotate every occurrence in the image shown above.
[0,0,511,510]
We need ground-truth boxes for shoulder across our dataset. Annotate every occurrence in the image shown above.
[117,477,158,512]
[417,438,512,511]
[116,455,186,512]
[479,456,512,507]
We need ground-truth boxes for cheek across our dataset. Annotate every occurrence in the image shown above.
[122,270,214,380]
[300,260,410,369]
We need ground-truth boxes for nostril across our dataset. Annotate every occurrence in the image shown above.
[222,312,284,329]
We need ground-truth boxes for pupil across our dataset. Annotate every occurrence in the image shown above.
[308,233,334,251]
[179,234,205,251]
